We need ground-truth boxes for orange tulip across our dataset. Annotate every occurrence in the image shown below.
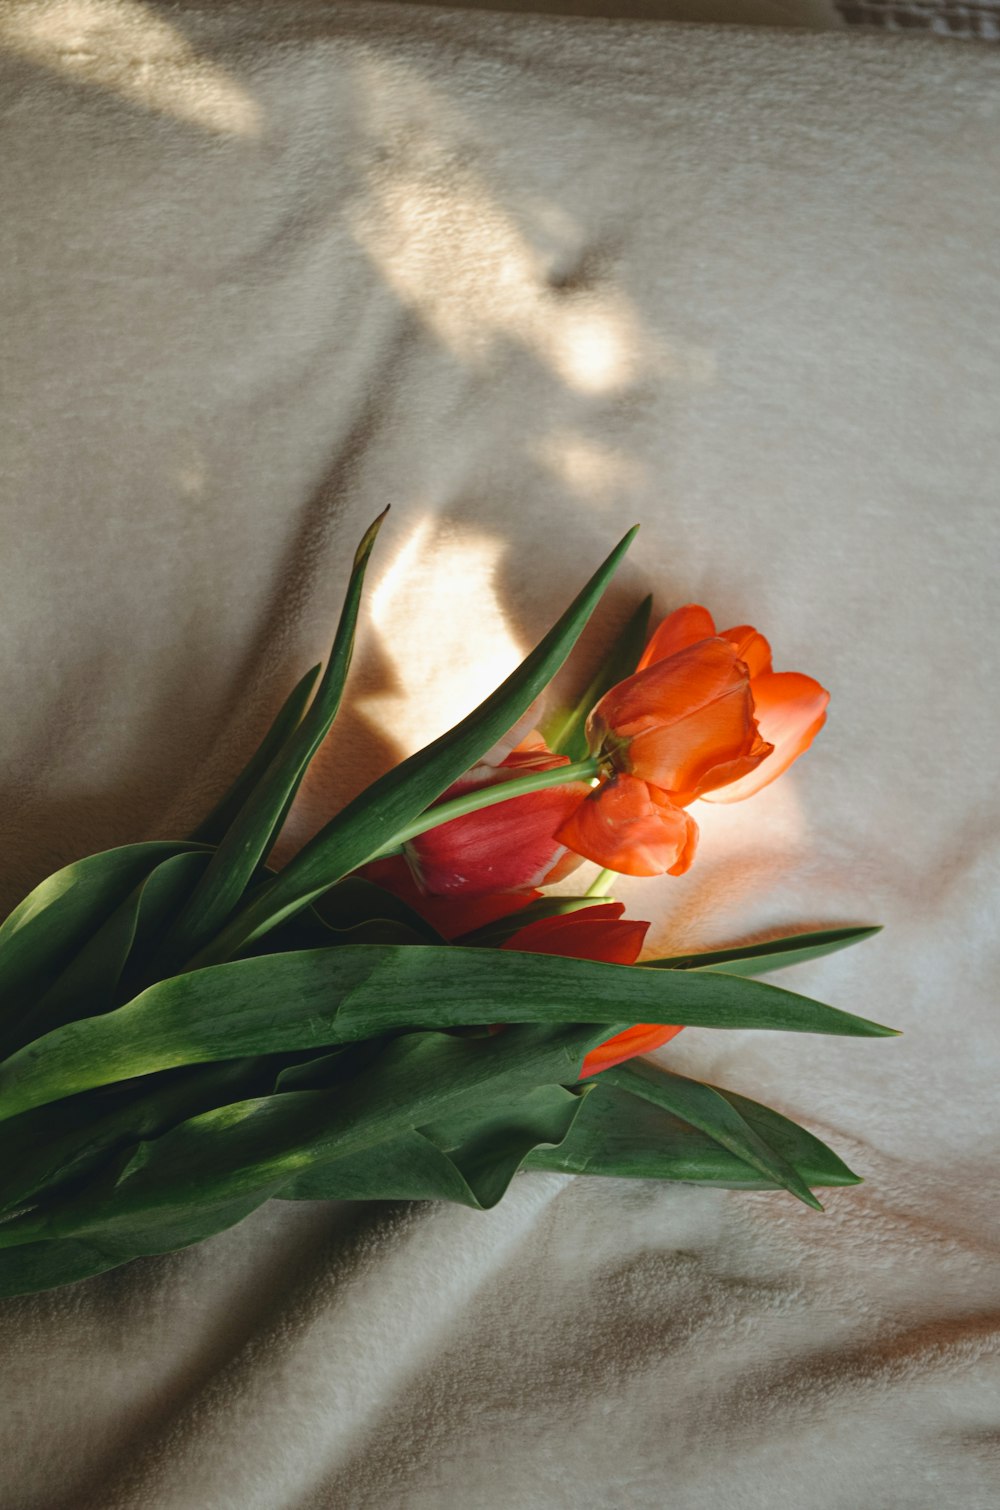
[635,605,830,804]
[556,604,828,875]
[395,734,591,901]
[501,902,682,1076]
[555,772,698,878]
[588,635,772,803]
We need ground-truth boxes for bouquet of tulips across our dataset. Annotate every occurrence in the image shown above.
[0,516,892,1297]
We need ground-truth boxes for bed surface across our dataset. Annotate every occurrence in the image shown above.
[2,5,999,1506]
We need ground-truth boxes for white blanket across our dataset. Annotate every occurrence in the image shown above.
[2,4,999,1506]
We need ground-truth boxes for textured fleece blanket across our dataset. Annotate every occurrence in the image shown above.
[2,4,999,1507]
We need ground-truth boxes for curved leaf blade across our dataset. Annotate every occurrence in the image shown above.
[601,1060,822,1208]
[283,1083,585,1209]
[647,926,882,977]
[162,511,389,968]
[0,945,897,1124]
[0,842,203,1026]
[0,1193,272,1298]
[525,1077,861,1190]
[0,1025,603,1247]
[188,663,321,846]
[197,527,639,963]
[6,851,212,1056]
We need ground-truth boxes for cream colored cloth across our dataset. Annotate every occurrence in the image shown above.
[2,4,1000,1507]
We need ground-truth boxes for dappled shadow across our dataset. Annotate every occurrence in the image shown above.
[2,0,720,898]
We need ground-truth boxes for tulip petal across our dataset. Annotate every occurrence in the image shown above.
[446,736,571,797]
[703,671,830,803]
[720,624,773,680]
[503,905,649,965]
[402,737,590,898]
[591,639,771,799]
[580,1023,684,1077]
[555,774,699,877]
[407,747,591,897]
[361,857,541,939]
[637,604,717,671]
[536,846,588,887]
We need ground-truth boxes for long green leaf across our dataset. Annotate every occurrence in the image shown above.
[6,852,212,1056]
[188,663,321,845]
[0,842,202,1027]
[0,945,897,1124]
[160,512,389,969]
[0,1038,595,1298]
[0,1025,604,1247]
[0,1187,275,1297]
[540,593,652,760]
[524,1077,861,1189]
[283,1082,585,1209]
[0,1069,860,1298]
[0,1057,283,1219]
[647,926,882,977]
[194,527,639,964]
[601,1060,822,1208]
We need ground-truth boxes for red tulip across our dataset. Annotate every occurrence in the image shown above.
[501,900,648,964]
[501,902,682,1076]
[394,733,591,902]
[361,855,540,940]
[556,604,828,876]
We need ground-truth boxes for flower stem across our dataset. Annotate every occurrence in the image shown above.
[584,867,618,898]
[370,755,600,858]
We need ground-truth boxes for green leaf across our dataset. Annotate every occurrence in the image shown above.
[646,926,882,977]
[159,511,389,970]
[0,1046,591,1296]
[5,851,212,1055]
[188,663,321,845]
[282,1082,586,1209]
[525,1076,861,1190]
[0,1024,604,1249]
[0,842,204,1029]
[0,945,897,1124]
[540,593,652,761]
[196,527,640,964]
[0,1056,285,1219]
[601,1060,822,1208]
[0,1193,273,1298]
[0,1070,860,1297]
[307,877,443,943]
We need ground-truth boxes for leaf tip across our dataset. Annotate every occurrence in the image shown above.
[354,507,391,569]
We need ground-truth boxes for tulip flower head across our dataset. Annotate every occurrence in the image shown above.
[556,604,829,876]
[398,734,591,900]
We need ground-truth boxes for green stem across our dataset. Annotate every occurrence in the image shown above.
[584,867,618,898]
[370,756,600,858]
